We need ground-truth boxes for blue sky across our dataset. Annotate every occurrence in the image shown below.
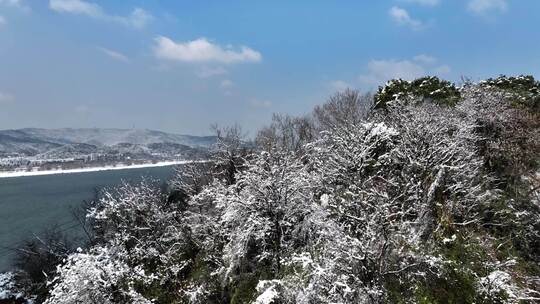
[0,0,539,135]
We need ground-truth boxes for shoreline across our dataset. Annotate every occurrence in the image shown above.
[0,160,196,178]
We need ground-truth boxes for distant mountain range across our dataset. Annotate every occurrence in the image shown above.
[0,128,217,157]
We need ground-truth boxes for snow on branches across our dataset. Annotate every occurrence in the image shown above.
[39,79,540,303]
[44,246,152,304]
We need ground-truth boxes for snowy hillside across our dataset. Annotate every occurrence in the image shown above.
[0,128,215,150]
[0,128,216,157]
[0,128,216,171]
[16,128,217,147]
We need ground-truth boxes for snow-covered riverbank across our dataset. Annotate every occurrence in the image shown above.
[0,160,196,178]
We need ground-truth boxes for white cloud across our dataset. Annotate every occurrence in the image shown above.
[413,54,437,64]
[249,99,272,108]
[153,36,262,64]
[0,0,29,11]
[0,0,23,7]
[434,64,451,74]
[115,8,152,29]
[400,0,440,6]
[97,47,129,63]
[49,0,152,29]
[358,55,451,88]
[389,6,424,30]
[0,91,15,104]
[49,0,101,16]
[196,66,228,78]
[329,80,352,91]
[359,59,426,87]
[467,0,507,15]
[220,79,234,89]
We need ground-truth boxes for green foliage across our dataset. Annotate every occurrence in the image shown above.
[374,79,411,109]
[481,75,540,111]
[385,259,485,304]
[401,235,490,303]
[374,76,461,109]
[412,266,485,304]
[230,274,259,304]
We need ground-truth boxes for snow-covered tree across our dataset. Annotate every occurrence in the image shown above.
[40,76,540,304]
[255,113,316,155]
[313,89,373,132]
[44,246,152,304]
[374,76,460,109]
[211,124,252,185]
[219,150,315,278]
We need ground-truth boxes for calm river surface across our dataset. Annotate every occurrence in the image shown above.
[0,166,176,271]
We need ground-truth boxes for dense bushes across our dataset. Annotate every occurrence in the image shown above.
[480,75,540,111]
[374,76,461,109]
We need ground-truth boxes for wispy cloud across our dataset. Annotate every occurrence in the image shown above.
[467,0,507,15]
[249,98,272,108]
[116,8,152,29]
[359,59,426,87]
[434,65,451,74]
[0,0,24,7]
[0,0,29,12]
[220,79,234,89]
[329,80,352,92]
[153,36,262,64]
[0,91,15,104]
[400,0,440,6]
[0,16,6,27]
[196,66,228,78]
[358,55,451,88]
[49,0,152,29]
[97,47,129,63]
[389,6,424,30]
[49,0,101,16]
[413,54,437,64]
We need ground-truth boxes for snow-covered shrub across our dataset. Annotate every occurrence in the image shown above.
[480,75,540,111]
[255,113,316,155]
[374,76,461,109]
[87,180,219,302]
[313,89,373,131]
[459,86,540,265]
[44,246,152,304]
[169,161,213,198]
[0,272,26,302]
[40,76,540,304]
[461,85,540,184]
[308,98,499,301]
[211,124,252,186]
[218,150,317,300]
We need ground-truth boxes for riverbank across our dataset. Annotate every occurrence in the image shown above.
[0,160,195,178]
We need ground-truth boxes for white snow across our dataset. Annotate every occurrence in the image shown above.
[0,272,22,300]
[0,160,206,178]
[255,281,281,304]
[442,234,456,244]
[320,194,329,207]
[479,270,518,300]
[362,122,399,138]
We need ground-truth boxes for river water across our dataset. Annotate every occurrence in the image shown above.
[0,165,176,271]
